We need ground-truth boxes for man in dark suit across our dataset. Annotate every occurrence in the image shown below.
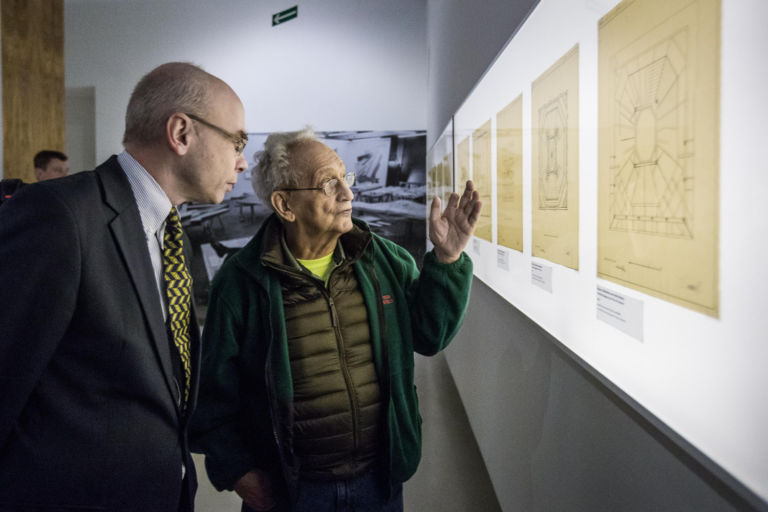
[0,62,248,511]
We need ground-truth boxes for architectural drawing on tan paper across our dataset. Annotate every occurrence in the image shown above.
[457,136,470,192]
[598,0,720,316]
[473,120,493,242]
[532,44,579,270]
[608,28,693,238]
[442,152,453,207]
[497,95,523,252]
[539,92,569,210]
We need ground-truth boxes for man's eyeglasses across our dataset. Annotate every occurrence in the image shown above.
[278,173,356,197]
[186,113,248,154]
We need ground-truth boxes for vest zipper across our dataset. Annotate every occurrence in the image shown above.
[323,286,360,465]
[328,296,338,327]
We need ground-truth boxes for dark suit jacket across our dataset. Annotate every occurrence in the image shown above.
[0,156,200,511]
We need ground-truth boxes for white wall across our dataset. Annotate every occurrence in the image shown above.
[65,86,96,173]
[65,0,427,164]
[432,0,768,506]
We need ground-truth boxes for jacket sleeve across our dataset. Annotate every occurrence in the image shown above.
[0,186,81,448]
[189,273,259,491]
[374,235,473,356]
[409,249,473,355]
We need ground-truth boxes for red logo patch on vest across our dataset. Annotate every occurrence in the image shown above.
[382,294,394,305]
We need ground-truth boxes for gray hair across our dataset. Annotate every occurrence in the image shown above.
[252,127,318,207]
[123,62,218,146]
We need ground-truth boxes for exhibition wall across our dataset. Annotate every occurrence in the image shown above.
[425,0,538,147]
[454,278,758,511]
[428,0,768,509]
[64,0,427,164]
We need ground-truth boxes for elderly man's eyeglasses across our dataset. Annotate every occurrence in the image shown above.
[186,113,248,154]
[279,173,356,197]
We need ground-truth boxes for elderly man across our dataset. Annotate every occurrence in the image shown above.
[0,62,248,511]
[192,128,481,511]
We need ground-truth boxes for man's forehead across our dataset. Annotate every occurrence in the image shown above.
[209,85,246,126]
[293,141,344,175]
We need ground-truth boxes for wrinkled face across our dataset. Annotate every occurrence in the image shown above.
[36,158,68,181]
[182,86,248,204]
[286,140,355,242]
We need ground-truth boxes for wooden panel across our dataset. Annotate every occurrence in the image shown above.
[2,0,64,182]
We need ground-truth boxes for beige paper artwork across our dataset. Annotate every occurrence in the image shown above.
[598,0,720,316]
[472,120,493,242]
[531,45,579,269]
[457,136,470,191]
[496,95,524,252]
[426,158,437,205]
[442,152,453,207]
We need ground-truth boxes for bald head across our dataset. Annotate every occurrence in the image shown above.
[123,62,230,147]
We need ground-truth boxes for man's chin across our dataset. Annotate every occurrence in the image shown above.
[211,189,229,204]
[340,219,354,233]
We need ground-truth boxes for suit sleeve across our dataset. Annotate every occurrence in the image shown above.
[0,185,81,448]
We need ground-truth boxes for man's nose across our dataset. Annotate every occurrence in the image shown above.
[339,179,354,201]
[235,153,247,173]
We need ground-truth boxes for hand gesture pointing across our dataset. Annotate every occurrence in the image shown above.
[429,180,482,264]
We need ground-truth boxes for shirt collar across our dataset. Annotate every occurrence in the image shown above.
[117,150,172,239]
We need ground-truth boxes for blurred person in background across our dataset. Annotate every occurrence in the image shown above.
[33,149,69,181]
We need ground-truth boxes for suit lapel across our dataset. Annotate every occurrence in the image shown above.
[97,157,179,410]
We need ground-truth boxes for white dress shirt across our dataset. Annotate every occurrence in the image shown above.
[117,151,172,320]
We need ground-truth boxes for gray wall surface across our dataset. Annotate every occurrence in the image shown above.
[446,280,762,511]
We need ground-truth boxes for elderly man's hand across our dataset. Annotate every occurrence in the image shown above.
[429,180,482,264]
[234,469,277,511]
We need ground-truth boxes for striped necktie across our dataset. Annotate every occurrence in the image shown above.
[163,207,192,408]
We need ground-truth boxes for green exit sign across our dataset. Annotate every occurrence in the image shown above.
[272,5,298,26]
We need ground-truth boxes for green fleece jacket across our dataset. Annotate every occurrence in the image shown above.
[190,215,473,499]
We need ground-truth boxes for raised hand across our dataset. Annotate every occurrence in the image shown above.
[429,180,482,264]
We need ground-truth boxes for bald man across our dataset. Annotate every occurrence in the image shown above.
[0,62,248,512]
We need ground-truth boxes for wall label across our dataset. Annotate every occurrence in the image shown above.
[597,285,643,341]
[497,248,510,271]
[531,261,553,293]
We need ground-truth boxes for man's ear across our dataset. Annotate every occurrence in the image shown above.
[271,191,295,223]
[166,113,193,155]
[34,167,44,181]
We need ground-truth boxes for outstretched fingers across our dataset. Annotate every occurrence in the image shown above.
[429,195,442,224]
[467,197,482,227]
[457,180,474,209]
[458,181,481,227]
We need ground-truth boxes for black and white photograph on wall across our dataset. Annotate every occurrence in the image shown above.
[180,130,427,318]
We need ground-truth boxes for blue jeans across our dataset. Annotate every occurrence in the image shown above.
[242,469,403,512]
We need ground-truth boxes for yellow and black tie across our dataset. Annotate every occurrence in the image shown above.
[163,206,192,408]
